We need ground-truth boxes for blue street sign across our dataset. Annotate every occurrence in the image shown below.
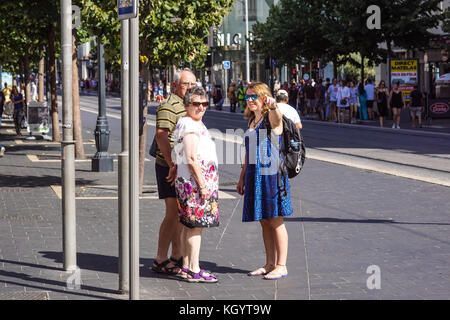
[223,61,231,69]
[117,0,137,20]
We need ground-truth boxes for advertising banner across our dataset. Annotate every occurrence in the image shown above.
[389,59,419,102]
[27,101,50,134]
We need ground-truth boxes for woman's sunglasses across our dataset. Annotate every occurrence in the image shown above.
[191,101,208,108]
[244,94,259,101]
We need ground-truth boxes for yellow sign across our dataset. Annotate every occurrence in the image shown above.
[390,59,419,101]
[390,60,418,72]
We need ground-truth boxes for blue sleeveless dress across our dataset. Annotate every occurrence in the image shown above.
[242,119,293,222]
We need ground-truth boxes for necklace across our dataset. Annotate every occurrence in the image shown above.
[252,115,263,129]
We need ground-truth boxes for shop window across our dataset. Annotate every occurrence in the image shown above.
[431,60,450,99]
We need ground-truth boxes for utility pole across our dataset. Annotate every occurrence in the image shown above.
[129,3,140,301]
[244,0,250,83]
[118,19,130,295]
[61,0,77,272]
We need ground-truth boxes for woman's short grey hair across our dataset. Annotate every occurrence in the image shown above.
[184,86,207,106]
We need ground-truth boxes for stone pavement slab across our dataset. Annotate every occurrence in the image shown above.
[1,116,449,301]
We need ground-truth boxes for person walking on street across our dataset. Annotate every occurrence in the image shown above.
[237,82,247,113]
[348,81,358,124]
[365,78,375,120]
[336,80,351,123]
[409,85,424,128]
[3,83,12,119]
[376,80,389,127]
[173,86,219,283]
[10,86,25,136]
[152,68,196,275]
[357,82,368,120]
[228,82,238,113]
[0,89,4,128]
[327,78,339,122]
[316,79,327,121]
[237,82,293,280]
[275,89,302,129]
[0,144,5,157]
[388,82,406,129]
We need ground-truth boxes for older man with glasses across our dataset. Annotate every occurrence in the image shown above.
[152,68,197,275]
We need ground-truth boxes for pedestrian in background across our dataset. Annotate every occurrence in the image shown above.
[365,78,375,120]
[0,143,5,157]
[316,79,327,121]
[237,81,247,113]
[288,81,298,111]
[214,85,224,110]
[276,89,302,129]
[297,80,306,116]
[409,85,424,128]
[10,86,25,136]
[327,78,339,122]
[0,88,4,128]
[376,80,389,127]
[388,82,406,129]
[336,80,350,123]
[153,81,158,101]
[305,80,316,118]
[358,82,368,120]
[30,80,38,101]
[173,86,219,283]
[152,68,196,276]
[228,82,238,113]
[3,83,13,119]
[348,81,358,124]
[237,82,293,280]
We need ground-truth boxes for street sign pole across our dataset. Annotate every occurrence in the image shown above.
[118,19,130,295]
[61,0,77,272]
[129,3,140,301]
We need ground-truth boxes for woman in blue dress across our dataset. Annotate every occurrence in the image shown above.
[236,82,293,280]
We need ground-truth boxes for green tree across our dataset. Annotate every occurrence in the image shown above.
[252,0,445,80]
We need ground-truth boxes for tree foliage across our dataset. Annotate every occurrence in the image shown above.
[252,0,445,76]
[76,0,234,70]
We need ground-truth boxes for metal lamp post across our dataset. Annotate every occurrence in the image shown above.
[92,41,113,172]
[244,0,250,83]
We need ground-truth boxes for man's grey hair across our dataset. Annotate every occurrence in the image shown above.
[184,86,207,106]
[174,68,194,84]
[276,89,289,102]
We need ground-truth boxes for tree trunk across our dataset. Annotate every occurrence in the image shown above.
[333,59,338,79]
[38,51,45,102]
[24,52,30,108]
[360,54,365,83]
[49,23,60,142]
[139,67,150,194]
[387,39,392,90]
[72,30,85,159]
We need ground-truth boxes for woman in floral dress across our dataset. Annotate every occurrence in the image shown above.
[172,86,219,283]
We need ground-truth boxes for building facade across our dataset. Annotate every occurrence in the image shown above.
[208,0,279,90]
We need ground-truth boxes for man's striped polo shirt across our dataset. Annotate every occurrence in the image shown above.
[155,93,186,167]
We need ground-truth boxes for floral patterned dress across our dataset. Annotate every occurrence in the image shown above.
[173,117,219,228]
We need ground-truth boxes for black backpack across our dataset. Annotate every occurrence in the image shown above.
[278,115,306,179]
[261,114,306,196]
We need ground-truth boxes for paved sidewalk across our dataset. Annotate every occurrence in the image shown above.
[0,116,449,300]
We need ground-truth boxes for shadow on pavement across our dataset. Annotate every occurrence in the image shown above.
[38,251,249,280]
[0,174,94,188]
[285,216,450,226]
[0,269,117,299]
